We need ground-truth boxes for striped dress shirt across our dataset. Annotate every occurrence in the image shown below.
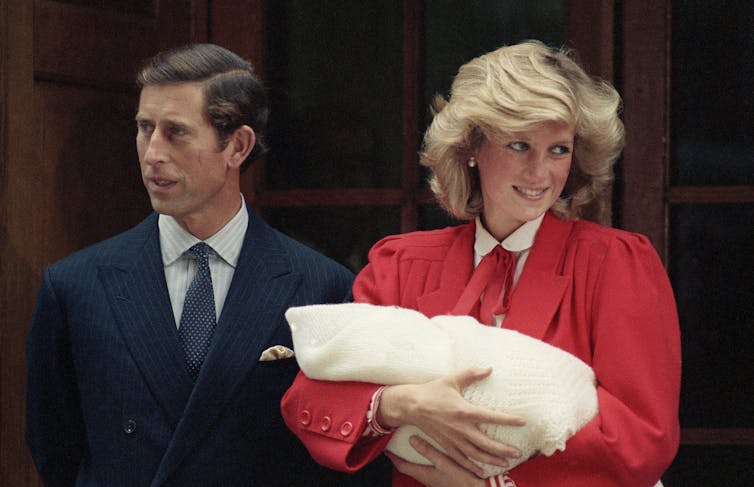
[159,196,248,328]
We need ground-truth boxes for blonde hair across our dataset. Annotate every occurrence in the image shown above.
[421,40,625,220]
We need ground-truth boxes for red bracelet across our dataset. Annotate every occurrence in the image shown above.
[487,474,517,487]
[367,386,394,435]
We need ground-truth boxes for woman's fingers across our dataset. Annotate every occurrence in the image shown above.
[437,441,486,478]
[380,366,526,473]
[450,367,527,424]
[413,435,484,478]
[386,438,486,487]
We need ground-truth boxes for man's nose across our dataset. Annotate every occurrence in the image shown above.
[142,130,167,165]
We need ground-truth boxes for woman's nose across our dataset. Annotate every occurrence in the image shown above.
[525,152,548,178]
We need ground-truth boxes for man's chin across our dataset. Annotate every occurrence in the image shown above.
[148,198,177,216]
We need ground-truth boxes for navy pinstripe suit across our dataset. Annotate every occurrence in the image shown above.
[26,210,389,486]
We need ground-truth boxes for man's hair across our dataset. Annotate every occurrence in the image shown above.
[421,40,625,220]
[137,43,268,172]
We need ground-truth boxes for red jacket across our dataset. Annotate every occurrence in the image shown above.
[282,212,681,486]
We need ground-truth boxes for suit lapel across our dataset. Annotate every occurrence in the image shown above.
[504,212,572,340]
[98,215,195,429]
[153,212,302,486]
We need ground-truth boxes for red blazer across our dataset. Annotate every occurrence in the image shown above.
[282,212,681,486]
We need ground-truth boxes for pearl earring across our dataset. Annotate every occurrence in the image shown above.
[468,157,477,167]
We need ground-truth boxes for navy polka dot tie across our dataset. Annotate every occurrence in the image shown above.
[179,243,216,379]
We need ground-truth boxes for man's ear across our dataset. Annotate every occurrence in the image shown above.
[227,125,256,169]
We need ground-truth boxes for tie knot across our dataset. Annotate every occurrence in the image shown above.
[188,242,211,262]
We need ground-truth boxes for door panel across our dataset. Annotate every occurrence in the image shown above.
[2,1,210,485]
[32,0,208,256]
[34,1,205,87]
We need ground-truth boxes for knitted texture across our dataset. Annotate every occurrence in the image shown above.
[285,303,598,477]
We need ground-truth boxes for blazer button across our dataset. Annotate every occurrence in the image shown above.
[340,421,354,437]
[300,410,312,426]
[123,419,137,435]
[320,416,332,432]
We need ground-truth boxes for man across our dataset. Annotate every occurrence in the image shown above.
[26,44,388,486]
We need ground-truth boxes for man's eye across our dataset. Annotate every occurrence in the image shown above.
[508,141,529,151]
[170,126,187,136]
[136,121,153,133]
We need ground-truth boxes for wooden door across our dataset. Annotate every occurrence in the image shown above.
[621,0,754,483]
[31,1,208,257]
[1,1,262,485]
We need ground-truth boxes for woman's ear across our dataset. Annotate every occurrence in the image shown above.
[227,125,256,169]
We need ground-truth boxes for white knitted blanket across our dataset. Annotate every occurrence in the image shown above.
[285,303,598,478]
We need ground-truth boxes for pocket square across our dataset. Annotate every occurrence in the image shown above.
[259,345,295,361]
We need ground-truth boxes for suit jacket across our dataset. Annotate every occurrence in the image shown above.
[281,211,681,487]
[26,211,390,486]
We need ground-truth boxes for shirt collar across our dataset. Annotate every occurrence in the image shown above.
[474,213,545,257]
[159,195,248,268]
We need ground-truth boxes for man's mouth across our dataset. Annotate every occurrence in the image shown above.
[152,179,174,187]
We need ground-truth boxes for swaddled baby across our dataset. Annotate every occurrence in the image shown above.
[285,302,598,478]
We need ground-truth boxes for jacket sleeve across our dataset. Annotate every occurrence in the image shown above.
[509,233,681,487]
[281,237,403,472]
[26,268,86,487]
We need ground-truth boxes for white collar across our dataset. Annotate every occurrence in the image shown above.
[159,195,248,268]
[474,213,545,257]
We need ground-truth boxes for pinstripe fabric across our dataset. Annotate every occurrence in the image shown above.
[25,210,395,486]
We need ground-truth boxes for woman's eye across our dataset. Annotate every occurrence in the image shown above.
[508,141,529,151]
[551,145,571,155]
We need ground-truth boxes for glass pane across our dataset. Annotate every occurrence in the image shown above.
[418,203,462,231]
[264,206,401,273]
[420,1,566,203]
[264,1,403,189]
[663,445,754,485]
[671,0,754,185]
[669,204,754,427]
[422,0,565,130]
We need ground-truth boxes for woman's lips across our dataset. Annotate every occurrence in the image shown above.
[513,185,547,198]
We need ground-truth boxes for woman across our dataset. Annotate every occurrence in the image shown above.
[281,40,680,487]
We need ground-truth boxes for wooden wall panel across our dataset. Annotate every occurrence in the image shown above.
[208,0,267,205]
[565,0,615,83]
[33,82,150,259]
[1,2,41,485]
[564,0,615,226]
[1,0,225,484]
[34,0,206,87]
[620,0,670,257]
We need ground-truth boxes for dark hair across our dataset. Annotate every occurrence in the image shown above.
[136,43,269,172]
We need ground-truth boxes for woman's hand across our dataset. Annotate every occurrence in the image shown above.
[377,367,525,477]
[387,435,486,487]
